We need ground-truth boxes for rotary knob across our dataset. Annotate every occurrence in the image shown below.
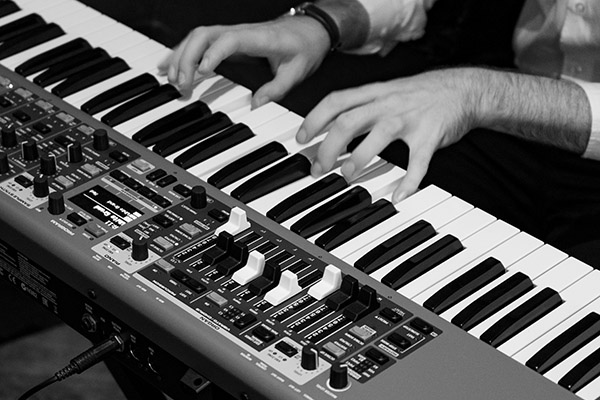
[190,185,207,209]
[40,154,57,175]
[67,141,83,163]
[131,237,149,261]
[329,362,349,390]
[33,175,49,198]
[48,191,65,215]
[301,343,319,371]
[1,124,17,148]
[0,151,9,174]
[22,140,39,161]
[93,129,109,151]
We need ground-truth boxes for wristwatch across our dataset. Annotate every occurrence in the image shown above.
[287,2,341,51]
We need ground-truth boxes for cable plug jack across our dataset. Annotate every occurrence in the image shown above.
[18,332,130,400]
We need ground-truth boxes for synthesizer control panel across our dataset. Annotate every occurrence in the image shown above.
[0,64,578,400]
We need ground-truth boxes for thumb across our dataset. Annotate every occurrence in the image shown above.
[251,64,305,109]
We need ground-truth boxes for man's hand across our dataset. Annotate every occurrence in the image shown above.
[159,17,331,108]
[296,69,478,203]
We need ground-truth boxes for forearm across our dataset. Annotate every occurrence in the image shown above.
[471,68,592,154]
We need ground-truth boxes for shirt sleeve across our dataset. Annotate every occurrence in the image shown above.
[576,81,600,160]
[351,0,438,55]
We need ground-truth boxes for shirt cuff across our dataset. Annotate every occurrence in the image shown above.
[575,80,600,159]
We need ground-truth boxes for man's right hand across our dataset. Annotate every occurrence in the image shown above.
[158,17,331,108]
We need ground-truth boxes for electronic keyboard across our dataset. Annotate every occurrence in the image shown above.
[1,1,599,399]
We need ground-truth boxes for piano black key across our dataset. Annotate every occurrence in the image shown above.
[451,272,534,331]
[101,84,181,127]
[353,220,437,275]
[0,22,64,59]
[15,38,92,76]
[558,346,600,392]
[423,257,506,315]
[207,141,288,189]
[480,287,563,348]
[290,186,372,239]
[52,57,129,98]
[267,173,348,224]
[33,47,110,87]
[80,73,159,115]
[526,312,600,373]
[152,111,232,157]
[174,123,255,169]
[132,100,211,146]
[0,14,45,42]
[381,234,464,290]
[315,198,397,251]
[0,1,19,19]
[230,153,311,203]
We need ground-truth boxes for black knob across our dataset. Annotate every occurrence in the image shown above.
[33,175,49,198]
[93,129,109,151]
[329,362,349,390]
[22,140,39,161]
[0,151,9,174]
[48,191,65,215]
[190,185,207,209]
[301,343,319,371]
[67,141,83,163]
[40,154,57,175]
[131,237,149,261]
[1,124,17,148]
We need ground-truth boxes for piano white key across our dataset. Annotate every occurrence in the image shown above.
[0,1,72,32]
[6,0,71,18]
[245,155,352,216]
[192,112,303,180]
[1,13,116,70]
[40,30,150,94]
[412,231,544,306]
[65,52,169,107]
[95,30,150,57]
[440,244,568,322]
[467,258,591,339]
[399,219,519,300]
[159,101,284,164]
[513,287,600,365]
[576,371,600,400]
[91,71,231,123]
[544,335,600,384]
[369,207,495,282]
[338,195,472,266]
[326,185,448,258]
[34,0,87,21]
[113,75,235,137]
[277,160,405,232]
[499,269,600,357]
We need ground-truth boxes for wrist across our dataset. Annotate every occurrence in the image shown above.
[312,0,370,50]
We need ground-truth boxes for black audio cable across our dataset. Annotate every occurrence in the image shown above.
[17,332,129,400]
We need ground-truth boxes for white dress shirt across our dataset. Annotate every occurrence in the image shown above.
[356,0,600,158]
